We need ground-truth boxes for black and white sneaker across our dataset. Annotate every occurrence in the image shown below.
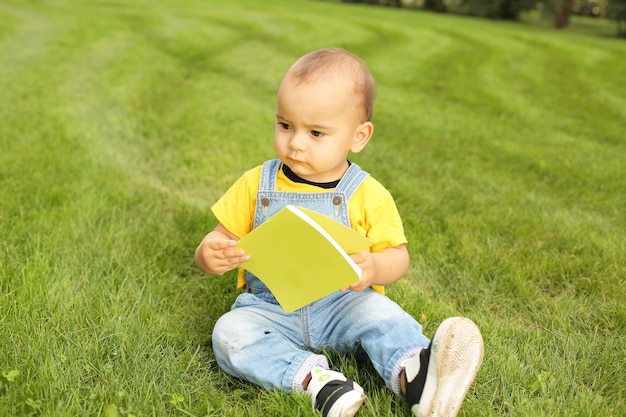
[402,317,484,417]
[306,367,366,417]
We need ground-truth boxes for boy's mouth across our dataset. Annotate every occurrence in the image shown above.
[288,157,305,165]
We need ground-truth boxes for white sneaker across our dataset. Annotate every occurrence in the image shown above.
[402,317,484,417]
[305,367,366,417]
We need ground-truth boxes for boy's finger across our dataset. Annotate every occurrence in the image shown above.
[206,239,237,249]
[223,249,250,263]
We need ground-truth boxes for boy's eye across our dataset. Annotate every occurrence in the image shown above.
[277,122,290,130]
[311,130,324,138]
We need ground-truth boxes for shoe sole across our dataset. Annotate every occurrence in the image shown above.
[416,317,484,417]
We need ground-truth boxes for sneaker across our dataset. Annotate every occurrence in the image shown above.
[402,317,484,417]
[305,367,366,417]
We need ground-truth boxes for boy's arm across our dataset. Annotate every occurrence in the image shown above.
[195,223,250,276]
[344,244,409,292]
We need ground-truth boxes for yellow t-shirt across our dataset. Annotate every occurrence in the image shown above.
[211,163,408,292]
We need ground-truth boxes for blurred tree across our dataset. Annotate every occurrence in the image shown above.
[422,0,448,12]
[607,0,626,35]
[557,0,574,27]
[549,0,575,28]
[340,0,402,6]
[573,0,605,17]
[452,0,535,20]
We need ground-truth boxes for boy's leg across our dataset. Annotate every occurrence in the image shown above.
[309,291,483,416]
[213,293,368,417]
[310,290,430,394]
[212,293,328,392]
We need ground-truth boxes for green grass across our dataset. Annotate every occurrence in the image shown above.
[1,0,625,416]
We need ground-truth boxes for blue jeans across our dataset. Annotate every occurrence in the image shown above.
[212,288,430,394]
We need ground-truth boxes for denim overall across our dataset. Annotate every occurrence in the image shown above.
[243,158,369,301]
[212,159,430,394]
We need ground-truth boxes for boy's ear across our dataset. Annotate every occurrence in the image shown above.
[351,121,374,153]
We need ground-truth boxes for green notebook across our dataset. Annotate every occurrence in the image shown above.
[235,205,372,313]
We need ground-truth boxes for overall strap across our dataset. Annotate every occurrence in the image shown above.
[335,162,369,201]
[259,158,282,191]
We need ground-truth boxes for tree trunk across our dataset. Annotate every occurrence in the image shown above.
[555,0,574,28]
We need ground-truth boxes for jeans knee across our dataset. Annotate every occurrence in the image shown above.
[212,314,241,355]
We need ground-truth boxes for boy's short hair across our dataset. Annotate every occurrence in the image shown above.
[285,48,376,122]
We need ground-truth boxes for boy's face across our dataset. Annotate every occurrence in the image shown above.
[274,74,372,183]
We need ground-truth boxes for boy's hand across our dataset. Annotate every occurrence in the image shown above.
[195,224,250,275]
[341,245,409,292]
[342,250,377,292]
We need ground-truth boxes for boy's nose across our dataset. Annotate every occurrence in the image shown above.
[289,131,307,151]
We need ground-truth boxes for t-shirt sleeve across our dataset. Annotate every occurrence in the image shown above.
[210,166,261,239]
[350,177,408,253]
[370,201,407,252]
[367,192,407,252]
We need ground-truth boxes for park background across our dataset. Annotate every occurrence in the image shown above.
[1,0,624,416]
